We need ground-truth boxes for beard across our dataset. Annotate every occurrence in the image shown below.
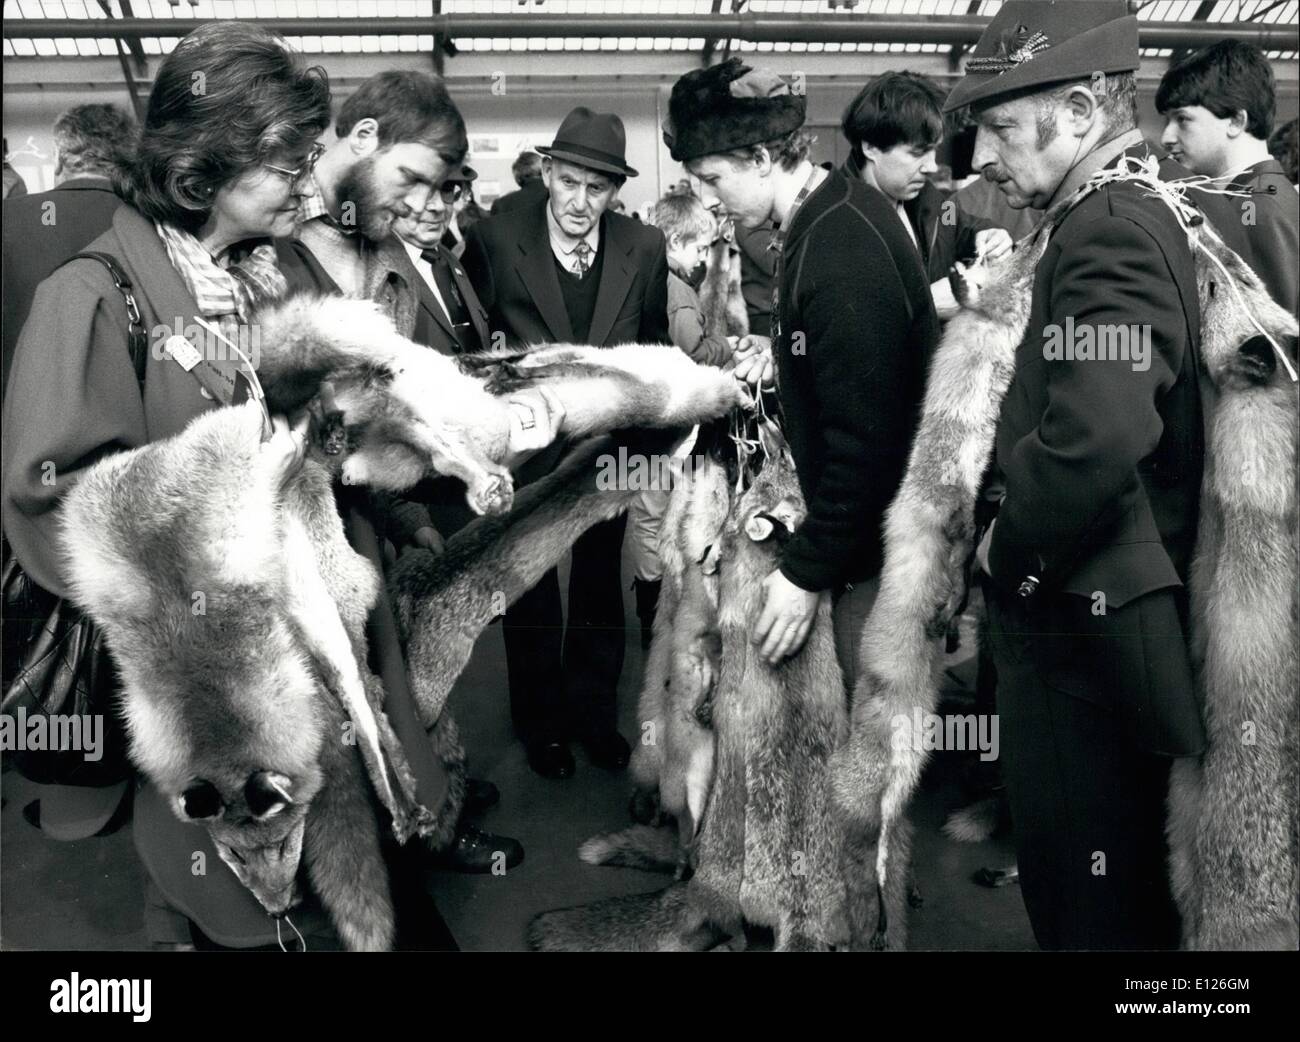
[336,156,398,243]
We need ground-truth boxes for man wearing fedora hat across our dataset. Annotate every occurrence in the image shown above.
[947,0,1259,950]
[461,106,670,780]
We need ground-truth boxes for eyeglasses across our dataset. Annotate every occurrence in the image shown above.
[438,182,464,203]
[264,143,325,186]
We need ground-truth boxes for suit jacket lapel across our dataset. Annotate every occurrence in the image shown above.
[514,202,574,343]
[587,214,634,347]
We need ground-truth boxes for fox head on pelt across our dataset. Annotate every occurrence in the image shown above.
[733,420,804,549]
[119,595,330,919]
[58,405,339,919]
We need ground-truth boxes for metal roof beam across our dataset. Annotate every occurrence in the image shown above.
[4,14,1296,51]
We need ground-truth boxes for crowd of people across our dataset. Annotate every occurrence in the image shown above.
[1,0,1296,951]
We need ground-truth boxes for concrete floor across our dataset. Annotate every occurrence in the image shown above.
[1,562,1034,951]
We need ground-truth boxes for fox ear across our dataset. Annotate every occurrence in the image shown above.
[178,780,224,821]
[245,771,295,820]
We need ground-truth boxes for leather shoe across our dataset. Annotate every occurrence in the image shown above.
[581,730,631,771]
[526,740,575,780]
[434,824,525,874]
[464,778,500,815]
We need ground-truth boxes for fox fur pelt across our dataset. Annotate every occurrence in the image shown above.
[698,235,749,340]
[253,294,747,515]
[532,423,862,951]
[58,288,748,948]
[829,159,1298,952]
[61,413,697,950]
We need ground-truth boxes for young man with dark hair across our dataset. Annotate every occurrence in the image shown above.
[841,70,1012,318]
[1157,40,1297,309]
[461,107,670,780]
[295,69,468,297]
[665,57,938,686]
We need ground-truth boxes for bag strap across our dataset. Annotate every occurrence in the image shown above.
[65,251,149,390]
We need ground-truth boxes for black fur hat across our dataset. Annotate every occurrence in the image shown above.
[664,58,807,163]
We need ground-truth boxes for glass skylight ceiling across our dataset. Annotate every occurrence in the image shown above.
[4,1,1296,61]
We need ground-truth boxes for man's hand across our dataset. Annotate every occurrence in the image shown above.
[975,518,996,578]
[407,525,445,556]
[502,387,566,469]
[974,227,1013,263]
[263,408,310,486]
[752,568,822,666]
[731,333,775,389]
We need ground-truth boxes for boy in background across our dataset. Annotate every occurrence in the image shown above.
[630,192,734,645]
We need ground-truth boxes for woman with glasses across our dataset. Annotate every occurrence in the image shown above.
[3,21,456,951]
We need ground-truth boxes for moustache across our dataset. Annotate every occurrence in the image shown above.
[982,166,1010,184]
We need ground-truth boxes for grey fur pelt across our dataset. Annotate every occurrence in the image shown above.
[252,294,748,514]
[534,424,859,951]
[698,235,749,340]
[827,214,1055,950]
[689,424,855,951]
[1165,219,1298,951]
[61,405,402,950]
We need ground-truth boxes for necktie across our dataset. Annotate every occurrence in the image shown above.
[421,248,471,326]
[573,240,592,279]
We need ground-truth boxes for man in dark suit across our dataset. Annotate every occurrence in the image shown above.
[947,1,1238,949]
[398,165,492,359]
[490,149,546,215]
[461,107,670,779]
[2,103,136,403]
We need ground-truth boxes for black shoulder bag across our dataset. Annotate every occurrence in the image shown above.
[1,251,148,786]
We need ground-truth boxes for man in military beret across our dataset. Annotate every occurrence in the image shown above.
[664,58,939,687]
[947,0,1251,949]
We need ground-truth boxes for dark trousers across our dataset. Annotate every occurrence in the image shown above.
[986,590,1185,950]
[503,513,628,744]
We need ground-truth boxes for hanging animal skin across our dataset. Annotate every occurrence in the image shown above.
[831,156,1298,953]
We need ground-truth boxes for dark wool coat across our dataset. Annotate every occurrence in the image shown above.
[773,167,939,592]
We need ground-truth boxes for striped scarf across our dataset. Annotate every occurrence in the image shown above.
[156,222,288,348]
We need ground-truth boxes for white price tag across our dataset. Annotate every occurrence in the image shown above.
[165,335,202,372]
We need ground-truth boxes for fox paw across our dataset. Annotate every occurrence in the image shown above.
[467,471,514,516]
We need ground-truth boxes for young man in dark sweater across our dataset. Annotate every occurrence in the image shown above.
[665,59,939,683]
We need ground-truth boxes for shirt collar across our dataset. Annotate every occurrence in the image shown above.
[296,174,354,235]
[546,203,601,258]
[1046,128,1147,210]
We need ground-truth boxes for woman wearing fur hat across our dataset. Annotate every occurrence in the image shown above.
[2,21,456,950]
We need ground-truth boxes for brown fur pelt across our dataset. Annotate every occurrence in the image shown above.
[390,429,693,743]
[828,163,1298,953]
